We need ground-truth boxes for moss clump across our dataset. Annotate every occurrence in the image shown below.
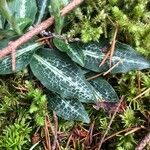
[67,0,150,56]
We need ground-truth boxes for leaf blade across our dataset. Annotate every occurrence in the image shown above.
[35,0,50,25]
[89,77,119,102]
[47,94,90,123]
[53,38,85,66]
[0,38,42,74]
[30,48,96,103]
[8,0,37,23]
[82,41,150,73]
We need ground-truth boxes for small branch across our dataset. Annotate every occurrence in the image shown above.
[103,60,121,76]
[60,0,84,16]
[65,133,73,149]
[99,26,118,68]
[46,114,60,150]
[97,96,124,150]
[52,112,58,150]
[0,17,54,58]
[133,88,150,100]
[104,126,145,142]
[99,50,110,67]
[84,121,95,145]
[44,117,52,150]
[124,126,143,136]
[0,0,84,70]
[29,141,41,150]
[86,73,103,81]
[135,131,150,150]
[109,27,118,67]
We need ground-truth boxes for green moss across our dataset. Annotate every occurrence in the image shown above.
[66,0,150,56]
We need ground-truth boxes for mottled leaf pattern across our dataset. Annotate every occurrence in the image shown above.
[53,38,85,66]
[30,48,96,103]
[110,42,150,73]
[35,0,50,25]
[47,94,90,123]
[0,38,42,74]
[8,0,37,22]
[82,41,109,72]
[79,41,150,73]
[89,77,119,102]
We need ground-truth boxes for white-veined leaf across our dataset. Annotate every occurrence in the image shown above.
[30,48,96,103]
[83,41,150,73]
[16,18,32,32]
[35,0,50,25]
[89,77,119,102]
[47,94,90,123]
[8,0,37,23]
[0,37,42,74]
[53,38,85,66]
[62,40,150,73]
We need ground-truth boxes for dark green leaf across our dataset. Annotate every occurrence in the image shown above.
[0,15,5,29]
[30,48,96,103]
[89,77,119,102]
[0,29,16,37]
[8,0,37,23]
[82,41,150,73]
[16,18,32,32]
[53,38,85,66]
[35,0,50,25]
[82,41,109,72]
[110,42,150,73]
[47,94,90,123]
[0,0,12,23]
[0,38,42,74]
[49,0,70,34]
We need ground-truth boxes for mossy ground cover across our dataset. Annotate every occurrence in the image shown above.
[0,0,150,149]
[0,69,150,149]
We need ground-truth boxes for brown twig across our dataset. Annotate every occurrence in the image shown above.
[99,50,110,67]
[44,117,52,150]
[52,112,58,150]
[65,133,73,149]
[0,0,84,70]
[92,126,146,150]
[99,26,118,68]
[135,131,150,150]
[109,27,118,67]
[103,60,121,76]
[104,127,135,142]
[97,96,124,150]
[124,126,143,136]
[137,71,141,97]
[86,73,103,81]
[9,42,16,71]
[84,121,95,145]
[46,114,61,150]
[133,88,150,100]
[104,126,146,143]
